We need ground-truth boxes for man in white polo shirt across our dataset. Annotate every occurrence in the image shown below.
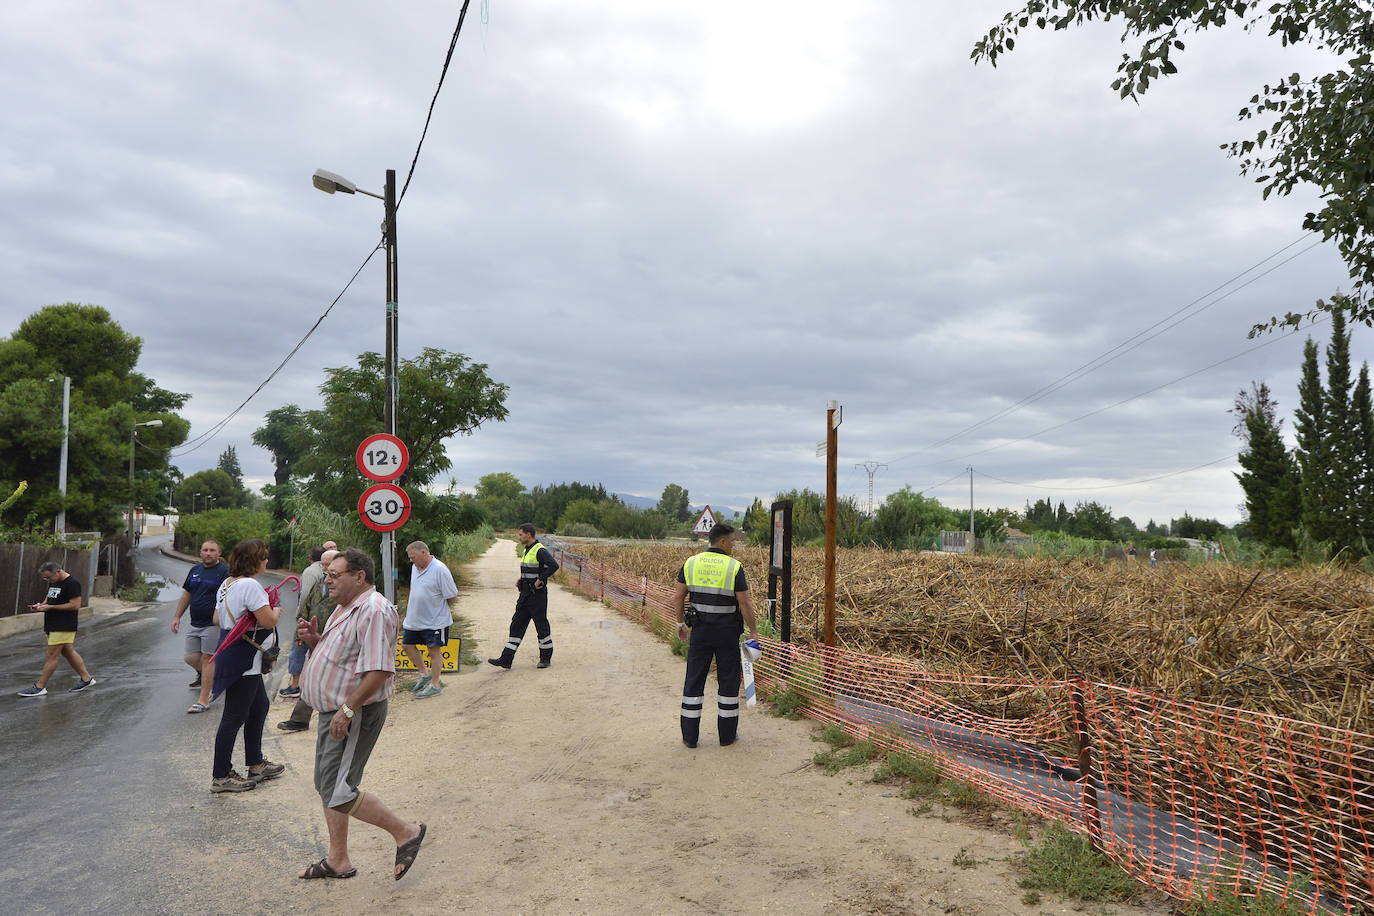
[402,541,459,699]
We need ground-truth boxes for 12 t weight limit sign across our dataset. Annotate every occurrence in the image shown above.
[358,483,411,533]
[355,433,409,483]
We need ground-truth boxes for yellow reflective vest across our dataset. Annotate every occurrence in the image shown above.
[683,550,742,616]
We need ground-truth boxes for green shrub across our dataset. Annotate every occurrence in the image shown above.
[560,522,602,538]
[813,739,875,774]
[767,687,808,719]
[174,508,273,557]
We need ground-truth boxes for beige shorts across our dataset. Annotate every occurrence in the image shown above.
[46,631,76,646]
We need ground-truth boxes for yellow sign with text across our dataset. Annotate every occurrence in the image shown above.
[394,634,462,672]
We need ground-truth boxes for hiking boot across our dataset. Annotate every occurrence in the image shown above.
[70,678,96,692]
[247,759,285,783]
[211,771,256,793]
[277,720,309,732]
[278,686,300,698]
[17,684,47,698]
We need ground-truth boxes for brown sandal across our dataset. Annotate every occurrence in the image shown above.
[299,857,356,879]
[394,823,427,881]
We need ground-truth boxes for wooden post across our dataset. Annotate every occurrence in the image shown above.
[1069,678,1102,848]
[824,402,838,648]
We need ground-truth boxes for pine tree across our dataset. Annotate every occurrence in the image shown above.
[1234,391,1299,551]
[1323,310,1359,550]
[1354,364,1374,549]
[1293,338,1329,544]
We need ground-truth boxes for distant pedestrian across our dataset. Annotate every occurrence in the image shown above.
[1149,549,1157,567]
[296,548,426,881]
[133,529,141,547]
[1127,544,1137,564]
[17,562,95,697]
[277,549,339,733]
[209,538,284,793]
[670,523,758,748]
[172,539,230,713]
[403,542,459,698]
[281,546,329,700]
[488,524,559,670]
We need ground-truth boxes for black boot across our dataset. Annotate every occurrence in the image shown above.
[487,652,513,669]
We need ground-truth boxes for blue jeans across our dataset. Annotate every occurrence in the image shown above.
[288,642,308,677]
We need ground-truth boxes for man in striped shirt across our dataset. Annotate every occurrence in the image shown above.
[295,548,427,881]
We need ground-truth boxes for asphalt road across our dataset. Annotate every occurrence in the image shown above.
[0,535,299,915]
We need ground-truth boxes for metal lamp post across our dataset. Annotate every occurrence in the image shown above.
[128,419,163,539]
[312,167,400,601]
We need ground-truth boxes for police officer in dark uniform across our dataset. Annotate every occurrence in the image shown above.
[488,523,560,669]
[670,523,759,748]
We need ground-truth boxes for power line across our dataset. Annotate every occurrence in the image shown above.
[167,245,381,458]
[885,233,1322,467]
[397,0,475,208]
[972,454,1240,492]
[170,6,479,459]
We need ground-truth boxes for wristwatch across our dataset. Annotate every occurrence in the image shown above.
[340,703,355,719]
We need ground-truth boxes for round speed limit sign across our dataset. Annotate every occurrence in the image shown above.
[356,433,409,483]
[358,482,411,533]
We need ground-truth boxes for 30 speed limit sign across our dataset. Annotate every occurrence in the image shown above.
[355,433,409,483]
[358,482,411,533]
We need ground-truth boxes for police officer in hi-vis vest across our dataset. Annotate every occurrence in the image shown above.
[489,523,560,669]
[670,523,759,748]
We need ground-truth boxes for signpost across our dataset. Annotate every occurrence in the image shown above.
[358,482,411,533]
[355,435,410,601]
[355,433,409,483]
[690,505,717,536]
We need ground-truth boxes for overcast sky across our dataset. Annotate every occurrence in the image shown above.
[2,1,1360,526]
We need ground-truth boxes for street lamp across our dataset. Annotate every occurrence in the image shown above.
[313,166,400,601]
[128,419,163,540]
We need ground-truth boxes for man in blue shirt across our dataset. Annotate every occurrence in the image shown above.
[171,539,230,713]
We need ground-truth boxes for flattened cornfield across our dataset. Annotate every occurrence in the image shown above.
[568,542,1374,735]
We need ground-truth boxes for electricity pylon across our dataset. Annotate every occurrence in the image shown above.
[854,461,887,516]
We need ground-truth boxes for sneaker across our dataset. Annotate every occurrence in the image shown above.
[412,675,431,694]
[17,684,47,698]
[70,677,96,692]
[415,684,442,699]
[211,771,256,793]
[277,720,309,732]
[247,759,285,783]
[278,686,300,698]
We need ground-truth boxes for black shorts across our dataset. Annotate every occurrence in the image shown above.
[402,626,449,648]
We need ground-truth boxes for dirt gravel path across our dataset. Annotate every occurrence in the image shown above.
[215,539,1171,915]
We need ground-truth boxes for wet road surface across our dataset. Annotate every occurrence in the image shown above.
[0,535,298,915]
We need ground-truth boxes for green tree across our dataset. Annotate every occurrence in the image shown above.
[741,497,768,541]
[558,498,603,532]
[175,469,238,513]
[657,483,690,522]
[252,405,307,487]
[0,304,189,532]
[1063,500,1115,541]
[1324,310,1361,550]
[1231,381,1300,550]
[293,348,509,514]
[1354,364,1374,548]
[1293,337,1330,543]
[973,4,1374,327]
[474,472,530,529]
[871,487,958,549]
[217,445,244,492]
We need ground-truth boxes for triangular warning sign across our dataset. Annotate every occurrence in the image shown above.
[691,505,717,535]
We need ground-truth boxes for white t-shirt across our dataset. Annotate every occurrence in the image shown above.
[406,559,459,631]
[216,577,277,676]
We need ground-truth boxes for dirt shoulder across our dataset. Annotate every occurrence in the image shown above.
[222,539,1171,915]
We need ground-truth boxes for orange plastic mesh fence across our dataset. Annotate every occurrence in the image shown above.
[553,547,1374,914]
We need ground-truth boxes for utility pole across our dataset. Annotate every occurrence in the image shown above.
[854,461,886,517]
[382,168,399,602]
[55,375,69,535]
[824,401,841,647]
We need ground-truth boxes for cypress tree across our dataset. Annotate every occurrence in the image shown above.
[1293,337,1329,544]
[1354,364,1374,549]
[1232,382,1300,550]
[1323,309,1358,550]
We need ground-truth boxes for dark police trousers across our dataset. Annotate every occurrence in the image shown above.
[498,584,553,663]
[680,614,742,746]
